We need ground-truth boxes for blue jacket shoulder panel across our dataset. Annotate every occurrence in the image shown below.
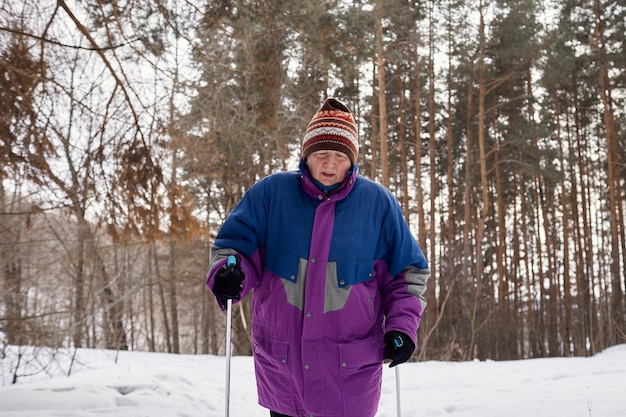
[340,176,428,276]
[214,170,314,258]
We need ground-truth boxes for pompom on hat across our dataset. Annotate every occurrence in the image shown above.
[301,98,358,164]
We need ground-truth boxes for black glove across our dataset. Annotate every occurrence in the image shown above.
[212,254,245,303]
[384,331,415,368]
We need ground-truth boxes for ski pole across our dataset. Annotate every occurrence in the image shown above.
[395,365,401,417]
[392,334,403,417]
[224,255,236,417]
[225,298,232,417]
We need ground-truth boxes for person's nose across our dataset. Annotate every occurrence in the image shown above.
[324,155,338,166]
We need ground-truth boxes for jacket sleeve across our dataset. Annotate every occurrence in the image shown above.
[377,189,430,343]
[206,180,269,308]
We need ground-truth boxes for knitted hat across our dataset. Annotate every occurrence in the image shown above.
[301,98,358,164]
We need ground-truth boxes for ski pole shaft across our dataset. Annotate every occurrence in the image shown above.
[395,365,401,417]
[225,298,232,417]
[224,255,237,417]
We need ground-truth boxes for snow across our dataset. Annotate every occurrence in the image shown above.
[1,344,626,417]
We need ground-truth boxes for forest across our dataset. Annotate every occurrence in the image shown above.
[1,0,625,364]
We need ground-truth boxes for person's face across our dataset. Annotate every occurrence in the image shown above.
[306,150,352,186]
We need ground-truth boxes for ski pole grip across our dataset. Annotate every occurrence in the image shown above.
[227,255,237,268]
[393,334,404,348]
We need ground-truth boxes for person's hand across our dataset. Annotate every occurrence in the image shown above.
[383,331,415,368]
[212,254,245,303]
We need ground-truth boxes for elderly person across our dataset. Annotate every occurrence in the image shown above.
[207,97,430,417]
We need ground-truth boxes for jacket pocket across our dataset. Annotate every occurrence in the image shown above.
[338,338,384,417]
[253,336,294,411]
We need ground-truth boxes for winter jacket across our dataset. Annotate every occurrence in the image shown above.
[207,165,429,417]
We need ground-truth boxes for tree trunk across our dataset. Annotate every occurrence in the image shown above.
[154,249,172,352]
[168,237,180,353]
[427,0,438,319]
[593,0,624,343]
[146,245,157,352]
[399,85,409,221]
[462,58,475,360]
[1,191,25,346]
[573,71,594,355]
[375,2,389,187]
[552,86,573,355]
[413,35,426,252]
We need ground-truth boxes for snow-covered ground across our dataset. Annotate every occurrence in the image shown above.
[1,343,625,417]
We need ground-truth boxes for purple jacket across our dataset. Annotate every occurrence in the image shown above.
[207,166,429,417]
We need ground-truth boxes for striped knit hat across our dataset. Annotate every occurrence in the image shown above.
[301,98,358,164]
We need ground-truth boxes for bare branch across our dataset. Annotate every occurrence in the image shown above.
[0,26,140,51]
